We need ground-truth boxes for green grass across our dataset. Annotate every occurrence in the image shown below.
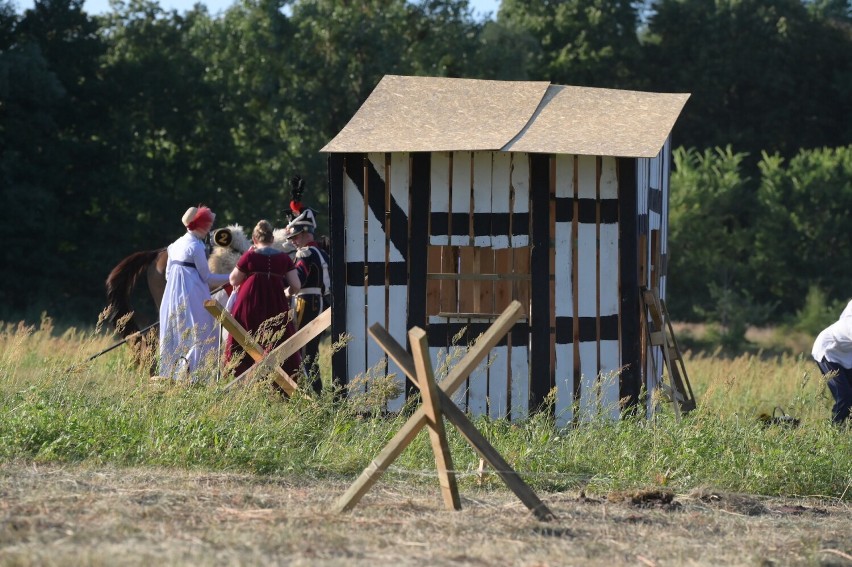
[1,315,849,500]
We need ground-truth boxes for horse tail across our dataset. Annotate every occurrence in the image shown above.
[105,248,165,336]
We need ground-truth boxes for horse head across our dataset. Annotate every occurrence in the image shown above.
[208,224,251,274]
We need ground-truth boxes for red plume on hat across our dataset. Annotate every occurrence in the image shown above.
[288,175,305,220]
[285,174,317,236]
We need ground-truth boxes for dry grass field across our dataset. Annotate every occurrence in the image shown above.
[1,461,850,567]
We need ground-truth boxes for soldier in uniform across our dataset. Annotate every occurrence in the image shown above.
[285,176,332,394]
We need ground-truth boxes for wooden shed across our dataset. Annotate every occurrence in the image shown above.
[321,75,689,425]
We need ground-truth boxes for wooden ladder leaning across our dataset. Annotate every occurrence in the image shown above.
[641,287,697,418]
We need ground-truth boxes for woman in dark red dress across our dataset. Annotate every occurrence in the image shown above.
[224,220,302,378]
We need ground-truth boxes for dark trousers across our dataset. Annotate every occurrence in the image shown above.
[296,294,323,395]
[815,357,852,424]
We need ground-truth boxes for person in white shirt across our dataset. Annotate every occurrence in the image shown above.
[811,300,852,424]
[158,205,230,381]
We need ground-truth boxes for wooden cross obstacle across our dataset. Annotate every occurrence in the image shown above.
[333,300,555,522]
[203,300,331,394]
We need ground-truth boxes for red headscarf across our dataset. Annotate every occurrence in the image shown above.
[184,206,215,231]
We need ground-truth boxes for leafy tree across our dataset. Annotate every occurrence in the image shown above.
[496,0,644,88]
[666,146,761,327]
[196,0,302,227]
[0,0,108,318]
[97,0,236,250]
[751,146,852,316]
[644,0,852,161]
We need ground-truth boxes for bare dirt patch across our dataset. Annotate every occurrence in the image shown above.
[1,462,850,566]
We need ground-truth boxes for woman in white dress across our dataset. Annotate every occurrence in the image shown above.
[158,205,230,381]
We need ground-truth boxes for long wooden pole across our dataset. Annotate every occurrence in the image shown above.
[409,327,461,511]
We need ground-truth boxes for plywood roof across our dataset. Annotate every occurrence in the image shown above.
[321,75,690,158]
[320,75,551,153]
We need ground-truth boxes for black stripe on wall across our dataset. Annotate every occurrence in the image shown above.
[554,315,620,343]
[343,155,409,260]
[345,262,408,286]
[426,321,529,348]
[329,153,348,391]
[407,152,431,397]
[408,153,430,332]
[555,198,619,223]
[529,153,552,410]
[618,157,641,411]
[648,188,663,214]
[430,213,448,237]
[511,212,530,237]
[450,212,471,236]
[429,212,525,238]
[490,211,509,236]
[474,211,491,237]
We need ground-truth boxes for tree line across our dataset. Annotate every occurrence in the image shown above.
[1,0,850,330]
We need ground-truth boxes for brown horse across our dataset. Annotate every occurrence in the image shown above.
[104,225,253,339]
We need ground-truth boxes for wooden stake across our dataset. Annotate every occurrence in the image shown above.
[409,327,461,511]
[225,308,332,392]
[203,300,299,395]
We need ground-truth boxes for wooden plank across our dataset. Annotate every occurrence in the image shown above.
[329,153,348,393]
[440,246,458,315]
[429,151,451,246]
[554,154,575,425]
[466,320,489,417]
[409,327,461,511]
[368,323,554,521]
[578,341,598,421]
[493,248,512,312]
[491,152,511,249]
[450,151,471,247]
[576,155,598,417]
[224,308,332,392]
[479,249,494,316]
[203,300,298,395]
[345,156,367,393]
[408,152,431,342]
[346,284,367,395]
[429,272,530,282]
[386,284,407,411]
[457,247,475,313]
[488,345,508,419]
[510,153,530,248]
[426,246,442,316]
[388,152,409,262]
[428,315,454,411]
[529,153,551,409]
[510,342,529,422]
[473,151,492,248]
[514,247,531,312]
[599,340,621,420]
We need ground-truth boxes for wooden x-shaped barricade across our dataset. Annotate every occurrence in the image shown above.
[203,300,331,394]
[334,300,555,521]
